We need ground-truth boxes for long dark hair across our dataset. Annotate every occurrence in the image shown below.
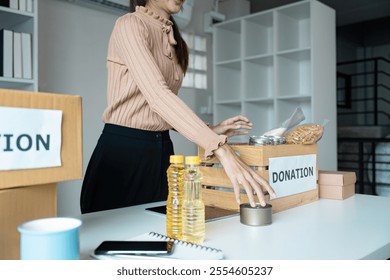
[129,0,189,73]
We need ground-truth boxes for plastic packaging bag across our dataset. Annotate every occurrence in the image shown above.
[263,107,305,137]
[285,122,327,144]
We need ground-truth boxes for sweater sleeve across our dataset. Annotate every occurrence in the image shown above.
[112,15,226,158]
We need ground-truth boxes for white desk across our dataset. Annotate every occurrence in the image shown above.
[78,194,390,260]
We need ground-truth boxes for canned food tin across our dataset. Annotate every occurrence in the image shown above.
[240,203,272,226]
[270,135,286,145]
[249,135,286,145]
[249,136,270,146]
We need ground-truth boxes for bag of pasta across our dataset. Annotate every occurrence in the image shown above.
[285,123,324,145]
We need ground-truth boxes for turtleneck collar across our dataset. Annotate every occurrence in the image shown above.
[136,5,177,60]
[136,6,173,27]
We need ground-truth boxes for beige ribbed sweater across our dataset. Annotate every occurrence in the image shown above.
[103,6,226,158]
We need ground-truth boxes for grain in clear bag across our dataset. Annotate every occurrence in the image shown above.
[285,123,324,145]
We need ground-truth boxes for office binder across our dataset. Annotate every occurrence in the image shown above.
[92,231,224,260]
[9,0,17,9]
[26,0,32,12]
[18,0,26,11]
[13,31,22,78]
[0,29,13,78]
[21,32,32,79]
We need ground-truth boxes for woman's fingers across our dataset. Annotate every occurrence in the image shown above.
[215,144,276,208]
[222,115,252,126]
[253,172,276,199]
[239,180,257,207]
[231,180,242,205]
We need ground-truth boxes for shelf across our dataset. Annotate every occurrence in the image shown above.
[276,49,311,97]
[0,8,34,29]
[214,103,242,123]
[276,95,311,101]
[277,47,310,56]
[276,98,312,124]
[214,61,242,102]
[215,58,242,66]
[0,77,35,90]
[214,20,241,62]
[244,53,274,61]
[243,11,273,57]
[213,0,337,169]
[0,1,37,91]
[244,97,274,103]
[244,101,275,136]
[243,56,274,99]
[276,2,310,52]
[215,100,242,105]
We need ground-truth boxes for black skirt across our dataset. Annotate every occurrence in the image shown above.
[80,124,174,214]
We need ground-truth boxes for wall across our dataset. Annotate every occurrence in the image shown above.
[38,0,214,217]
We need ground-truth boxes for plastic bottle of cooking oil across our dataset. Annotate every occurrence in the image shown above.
[182,155,205,244]
[166,155,185,240]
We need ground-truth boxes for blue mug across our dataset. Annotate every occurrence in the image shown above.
[18,217,82,260]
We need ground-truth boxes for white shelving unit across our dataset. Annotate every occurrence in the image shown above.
[0,1,38,91]
[213,0,337,169]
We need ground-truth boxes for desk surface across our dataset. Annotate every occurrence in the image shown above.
[78,194,390,260]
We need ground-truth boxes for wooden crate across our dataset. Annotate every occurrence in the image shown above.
[198,143,319,213]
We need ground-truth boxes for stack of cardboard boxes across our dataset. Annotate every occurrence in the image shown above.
[0,89,82,259]
[318,170,356,200]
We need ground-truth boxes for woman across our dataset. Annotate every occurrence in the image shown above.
[80,0,275,214]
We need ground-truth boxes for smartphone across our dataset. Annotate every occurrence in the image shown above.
[94,241,175,256]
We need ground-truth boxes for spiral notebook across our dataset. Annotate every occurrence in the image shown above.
[91,232,224,260]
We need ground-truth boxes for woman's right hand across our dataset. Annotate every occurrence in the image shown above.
[210,115,252,138]
[213,144,276,207]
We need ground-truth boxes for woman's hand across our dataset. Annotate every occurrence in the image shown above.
[213,144,276,207]
[210,115,253,137]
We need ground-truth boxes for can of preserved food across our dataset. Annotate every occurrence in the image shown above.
[249,135,269,146]
[249,135,286,145]
[240,203,272,226]
[272,135,286,145]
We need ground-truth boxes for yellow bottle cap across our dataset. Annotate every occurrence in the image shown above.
[170,155,184,164]
[185,156,200,165]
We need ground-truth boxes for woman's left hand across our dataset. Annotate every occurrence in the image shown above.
[210,115,253,137]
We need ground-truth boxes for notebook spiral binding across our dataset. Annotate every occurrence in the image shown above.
[148,232,223,253]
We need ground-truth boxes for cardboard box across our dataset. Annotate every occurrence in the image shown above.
[318,170,356,200]
[318,170,356,186]
[319,183,355,200]
[0,89,83,259]
[0,184,57,260]
[198,143,319,213]
[0,89,83,189]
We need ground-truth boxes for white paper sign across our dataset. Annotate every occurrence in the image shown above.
[268,154,317,198]
[0,106,62,170]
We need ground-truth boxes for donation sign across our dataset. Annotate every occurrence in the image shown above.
[268,154,317,198]
[0,106,62,170]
